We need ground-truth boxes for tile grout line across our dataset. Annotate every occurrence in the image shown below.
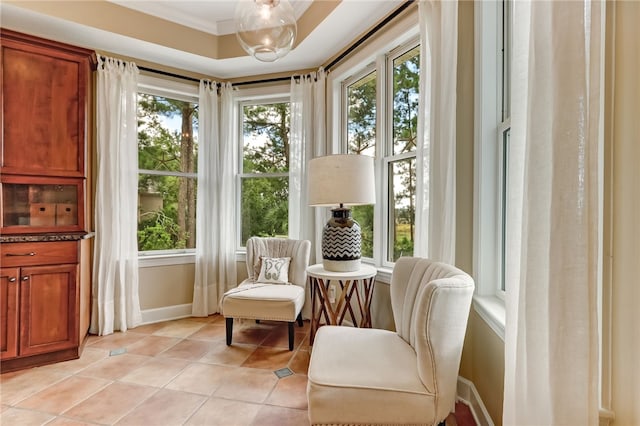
[2,316,317,426]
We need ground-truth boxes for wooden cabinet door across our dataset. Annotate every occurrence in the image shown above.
[1,31,92,177]
[18,264,78,356]
[0,268,20,359]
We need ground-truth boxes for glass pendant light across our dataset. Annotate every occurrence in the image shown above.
[235,0,297,62]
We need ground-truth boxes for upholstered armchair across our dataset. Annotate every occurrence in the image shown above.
[221,237,311,351]
[307,257,474,425]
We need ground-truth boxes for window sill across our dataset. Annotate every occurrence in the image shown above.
[136,252,395,283]
[138,252,195,268]
[374,266,393,284]
[473,294,505,341]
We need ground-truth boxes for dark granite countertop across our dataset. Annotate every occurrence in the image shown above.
[0,232,95,243]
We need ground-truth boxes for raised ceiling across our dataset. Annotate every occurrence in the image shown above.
[1,0,405,79]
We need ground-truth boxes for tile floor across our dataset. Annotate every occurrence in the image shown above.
[1,316,476,426]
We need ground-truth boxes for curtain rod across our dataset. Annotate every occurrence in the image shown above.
[137,0,414,87]
[138,64,289,86]
[324,0,414,72]
[138,66,201,83]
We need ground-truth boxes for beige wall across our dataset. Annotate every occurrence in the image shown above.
[469,311,505,424]
[455,0,477,389]
[139,260,249,311]
[607,2,640,425]
[455,0,475,277]
[139,264,195,310]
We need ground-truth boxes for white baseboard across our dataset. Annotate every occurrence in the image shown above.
[457,376,494,426]
[140,303,193,324]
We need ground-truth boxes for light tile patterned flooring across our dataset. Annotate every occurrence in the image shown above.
[1,316,476,426]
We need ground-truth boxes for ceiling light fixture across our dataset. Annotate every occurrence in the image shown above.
[235,0,297,63]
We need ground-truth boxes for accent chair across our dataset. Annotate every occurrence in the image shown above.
[306,257,475,425]
[221,237,311,351]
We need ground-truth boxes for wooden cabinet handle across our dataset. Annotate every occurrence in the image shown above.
[8,277,17,282]
[21,276,29,281]
[5,252,36,257]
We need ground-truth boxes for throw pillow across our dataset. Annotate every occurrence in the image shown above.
[257,257,291,284]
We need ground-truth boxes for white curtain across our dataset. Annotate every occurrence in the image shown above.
[192,82,237,316]
[414,0,458,263]
[289,69,326,263]
[290,70,326,319]
[503,1,603,424]
[91,55,142,335]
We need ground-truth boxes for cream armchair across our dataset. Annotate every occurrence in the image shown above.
[307,257,474,425]
[221,237,311,351]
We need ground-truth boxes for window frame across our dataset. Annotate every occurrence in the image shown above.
[338,35,421,271]
[234,87,292,250]
[383,41,420,267]
[136,74,199,263]
[472,0,511,339]
[342,64,378,262]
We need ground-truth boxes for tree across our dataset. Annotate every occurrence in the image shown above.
[137,94,198,251]
[347,72,377,156]
[390,48,420,260]
[240,102,290,243]
[347,73,377,258]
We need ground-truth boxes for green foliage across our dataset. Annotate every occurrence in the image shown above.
[347,74,377,258]
[240,103,290,243]
[352,205,374,258]
[137,94,198,251]
[137,211,187,251]
[393,236,414,261]
[393,47,420,155]
[347,72,377,156]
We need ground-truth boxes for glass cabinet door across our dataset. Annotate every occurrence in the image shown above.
[2,181,82,231]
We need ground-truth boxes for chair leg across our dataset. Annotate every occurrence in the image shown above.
[226,317,233,346]
[296,313,303,327]
[288,321,295,351]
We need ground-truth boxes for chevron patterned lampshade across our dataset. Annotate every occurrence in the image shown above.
[308,155,375,272]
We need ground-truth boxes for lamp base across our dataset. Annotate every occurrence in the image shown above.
[322,259,360,273]
[321,207,362,273]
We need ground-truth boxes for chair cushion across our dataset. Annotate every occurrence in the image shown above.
[307,326,436,425]
[221,281,304,322]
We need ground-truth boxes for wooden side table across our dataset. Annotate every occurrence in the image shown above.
[307,264,377,344]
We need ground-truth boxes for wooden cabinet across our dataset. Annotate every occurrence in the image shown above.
[1,29,91,177]
[1,29,93,235]
[0,30,94,373]
[0,242,81,369]
[19,264,78,356]
[0,268,20,359]
[1,262,78,361]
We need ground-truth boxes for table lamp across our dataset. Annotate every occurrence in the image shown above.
[308,154,375,272]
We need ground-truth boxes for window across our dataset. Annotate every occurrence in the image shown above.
[343,40,420,266]
[472,0,512,337]
[387,45,419,262]
[346,69,376,259]
[498,0,512,292]
[137,85,198,254]
[239,100,291,245]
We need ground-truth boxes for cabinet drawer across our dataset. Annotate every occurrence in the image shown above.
[1,242,77,267]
